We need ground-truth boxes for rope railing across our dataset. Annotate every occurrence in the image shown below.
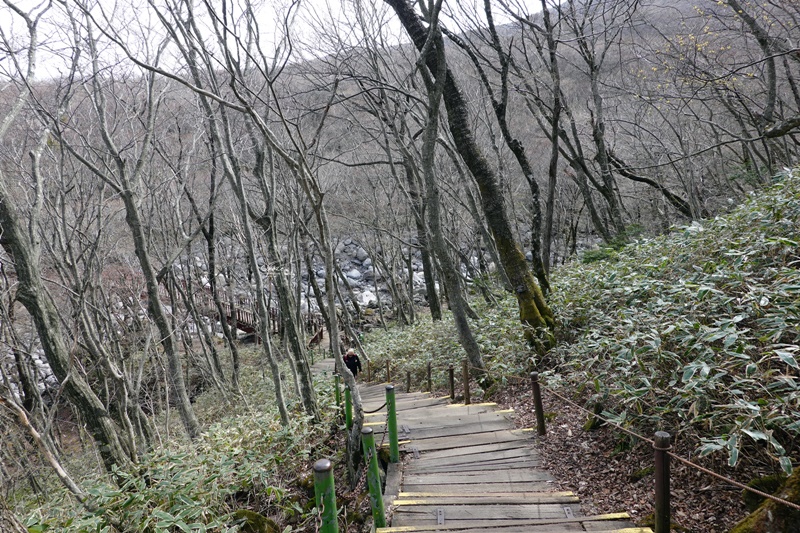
[462,363,800,514]
[363,402,387,414]
[312,375,396,532]
[362,357,800,532]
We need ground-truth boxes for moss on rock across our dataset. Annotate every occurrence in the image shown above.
[731,470,800,533]
[743,474,787,513]
[232,509,280,533]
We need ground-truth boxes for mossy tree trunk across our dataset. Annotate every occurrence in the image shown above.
[412,20,488,382]
[0,180,136,475]
[383,0,555,344]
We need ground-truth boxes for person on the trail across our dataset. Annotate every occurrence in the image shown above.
[343,348,362,378]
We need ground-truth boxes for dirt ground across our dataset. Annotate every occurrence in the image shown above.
[493,383,764,533]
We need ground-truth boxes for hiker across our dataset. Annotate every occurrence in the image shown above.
[343,348,362,378]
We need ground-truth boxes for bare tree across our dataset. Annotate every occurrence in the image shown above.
[0,0,137,476]
[383,0,555,347]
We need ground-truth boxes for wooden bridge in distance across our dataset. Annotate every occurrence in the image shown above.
[313,357,652,532]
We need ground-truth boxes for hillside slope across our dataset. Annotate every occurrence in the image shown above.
[549,167,799,469]
[363,166,800,532]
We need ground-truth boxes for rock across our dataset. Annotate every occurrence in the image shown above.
[363,258,372,267]
[344,238,352,246]
[316,268,326,278]
[346,268,362,280]
[742,474,787,512]
[356,247,369,261]
[360,290,377,307]
[232,510,280,533]
[525,251,533,261]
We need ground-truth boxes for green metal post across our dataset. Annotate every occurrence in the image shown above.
[313,458,339,533]
[334,374,341,409]
[345,386,353,430]
[386,385,400,463]
[361,428,386,528]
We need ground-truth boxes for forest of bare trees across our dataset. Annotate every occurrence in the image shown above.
[1,0,798,527]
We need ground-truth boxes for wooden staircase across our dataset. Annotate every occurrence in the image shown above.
[310,357,652,532]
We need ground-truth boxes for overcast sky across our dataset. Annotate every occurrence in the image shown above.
[1,0,525,81]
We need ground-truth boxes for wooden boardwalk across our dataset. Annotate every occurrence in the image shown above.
[312,357,651,533]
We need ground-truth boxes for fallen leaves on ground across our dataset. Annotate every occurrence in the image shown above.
[494,384,763,533]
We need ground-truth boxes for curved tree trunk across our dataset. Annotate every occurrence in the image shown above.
[384,0,555,344]
[413,32,488,381]
[0,183,136,475]
[120,191,202,440]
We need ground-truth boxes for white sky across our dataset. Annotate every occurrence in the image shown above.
[1,0,526,81]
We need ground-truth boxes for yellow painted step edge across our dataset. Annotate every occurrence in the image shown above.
[377,516,642,533]
[379,529,649,533]
[375,521,653,533]
[393,496,580,505]
[397,490,576,498]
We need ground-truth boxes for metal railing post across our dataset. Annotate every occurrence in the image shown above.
[334,374,341,409]
[344,386,352,430]
[530,372,546,436]
[361,428,386,528]
[448,363,455,400]
[386,385,400,463]
[427,361,432,392]
[462,359,471,405]
[313,458,339,533]
[654,431,672,533]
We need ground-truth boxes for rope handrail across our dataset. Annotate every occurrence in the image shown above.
[363,402,387,414]
[366,359,799,511]
[457,362,800,512]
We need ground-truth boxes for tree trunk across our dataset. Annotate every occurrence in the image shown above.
[384,0,555,345]
[254,214,320,422]
[0,184,135,474]
[120,191,202,440]
[0,495,27,533]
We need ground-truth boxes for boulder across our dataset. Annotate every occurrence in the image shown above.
[360,290,377,307]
